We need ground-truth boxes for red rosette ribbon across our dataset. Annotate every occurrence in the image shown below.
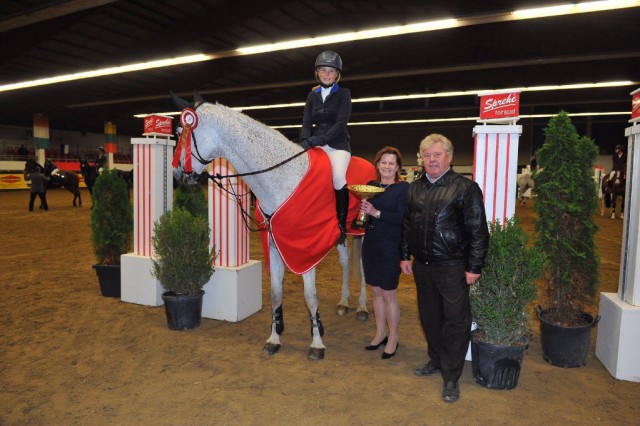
[172,108,198,172]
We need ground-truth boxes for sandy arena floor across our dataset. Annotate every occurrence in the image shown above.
[1,188,639,425]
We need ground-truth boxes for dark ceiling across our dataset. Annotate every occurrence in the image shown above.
[1,0,638,154]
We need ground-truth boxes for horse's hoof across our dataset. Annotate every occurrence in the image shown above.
[356,311,369,322]
[307,347,325,360]
[263,343,281,355]
[336,304,349,316]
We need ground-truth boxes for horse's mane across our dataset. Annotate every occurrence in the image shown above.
[211,102,299,148]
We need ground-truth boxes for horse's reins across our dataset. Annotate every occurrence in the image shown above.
[200,147,309,232]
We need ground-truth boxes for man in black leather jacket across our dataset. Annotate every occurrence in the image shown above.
[400,133,489,403]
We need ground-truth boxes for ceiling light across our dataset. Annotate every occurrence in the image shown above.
[3,1,639,93]
[270,111,630,129]
[136,80,634,117]
[235,19,458,55]
[513,0,640,19]
[0,54,213,93]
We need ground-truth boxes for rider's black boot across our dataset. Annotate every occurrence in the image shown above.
[335,185,349,245]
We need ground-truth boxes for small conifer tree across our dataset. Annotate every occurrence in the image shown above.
[534,111,600,324]
[151,208,216,295]
[471,217,546,346]
[90,168,133,265]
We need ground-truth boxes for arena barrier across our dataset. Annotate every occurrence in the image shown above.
[201,158,262,322]
[120,135,262,322]
[597,99,640,382]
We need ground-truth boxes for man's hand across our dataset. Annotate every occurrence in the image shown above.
[401,260,412,275]
[466,271,481,285]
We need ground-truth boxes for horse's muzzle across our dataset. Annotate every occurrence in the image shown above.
[173,167,200,186]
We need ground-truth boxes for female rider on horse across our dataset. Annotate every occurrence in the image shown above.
[608,144,626,191]
[94,146,107,174]
[299,51,352,244]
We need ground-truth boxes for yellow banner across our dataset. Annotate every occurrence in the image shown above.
[0,173,28,190]
[0,173,87,190]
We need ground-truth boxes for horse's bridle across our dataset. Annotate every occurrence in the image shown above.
[190,131,210,167]
[174,104,310,232]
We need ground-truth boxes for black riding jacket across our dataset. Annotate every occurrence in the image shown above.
[612,152,626,172]
[401,168,489,274]
[300,84,351,152]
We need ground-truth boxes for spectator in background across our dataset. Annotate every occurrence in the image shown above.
[26,166,49,211]
[17,144,28,156]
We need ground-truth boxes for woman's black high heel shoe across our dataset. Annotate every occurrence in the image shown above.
[381,343,399,359]
[364,336,388,351]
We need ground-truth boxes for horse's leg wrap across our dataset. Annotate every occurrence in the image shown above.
[310,310,324,337]
[273,305,284,334]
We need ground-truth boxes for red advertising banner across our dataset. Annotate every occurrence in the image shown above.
[143,115,174,136]
[479,92,520,122]
[632,91,640,121]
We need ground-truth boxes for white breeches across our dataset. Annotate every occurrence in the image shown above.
[321,146,351,189]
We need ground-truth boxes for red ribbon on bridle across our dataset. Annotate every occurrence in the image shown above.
[172,108,198,173]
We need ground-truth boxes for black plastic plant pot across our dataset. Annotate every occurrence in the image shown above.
[471,332,530,390]
[536,306,600,368]
[161,290,204,331]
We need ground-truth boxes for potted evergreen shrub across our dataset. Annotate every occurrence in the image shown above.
[90,168,133,297]
[470,217,546,390]
[533,111,601,367]
[151,208,216,330]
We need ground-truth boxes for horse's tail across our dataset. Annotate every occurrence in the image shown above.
[350,235,363,283]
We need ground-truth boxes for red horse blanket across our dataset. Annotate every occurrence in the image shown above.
[256,148,376,275]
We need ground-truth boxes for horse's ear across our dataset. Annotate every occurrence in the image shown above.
[170,91,192,110]
[193,92,205,107]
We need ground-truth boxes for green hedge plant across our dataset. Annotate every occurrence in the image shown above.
[534,111,600,325]
[175,182,208,220]
[90,168,133,265]
[471,217,546,346]
[151,208,216,295]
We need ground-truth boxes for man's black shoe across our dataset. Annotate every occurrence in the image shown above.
[442,380,460,403]
[412,363,441,377]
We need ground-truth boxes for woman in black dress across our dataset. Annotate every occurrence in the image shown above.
[359,146,409,359]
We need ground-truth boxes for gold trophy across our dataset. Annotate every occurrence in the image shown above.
[348,184,386,229]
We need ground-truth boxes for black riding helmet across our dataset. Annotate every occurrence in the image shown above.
[615,144,624,151]
[315,50,342,71]
[314,51,342,87]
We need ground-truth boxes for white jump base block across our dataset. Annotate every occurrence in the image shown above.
[596,292,640,382]
[120,253,164,307]
[202,260,262,322]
